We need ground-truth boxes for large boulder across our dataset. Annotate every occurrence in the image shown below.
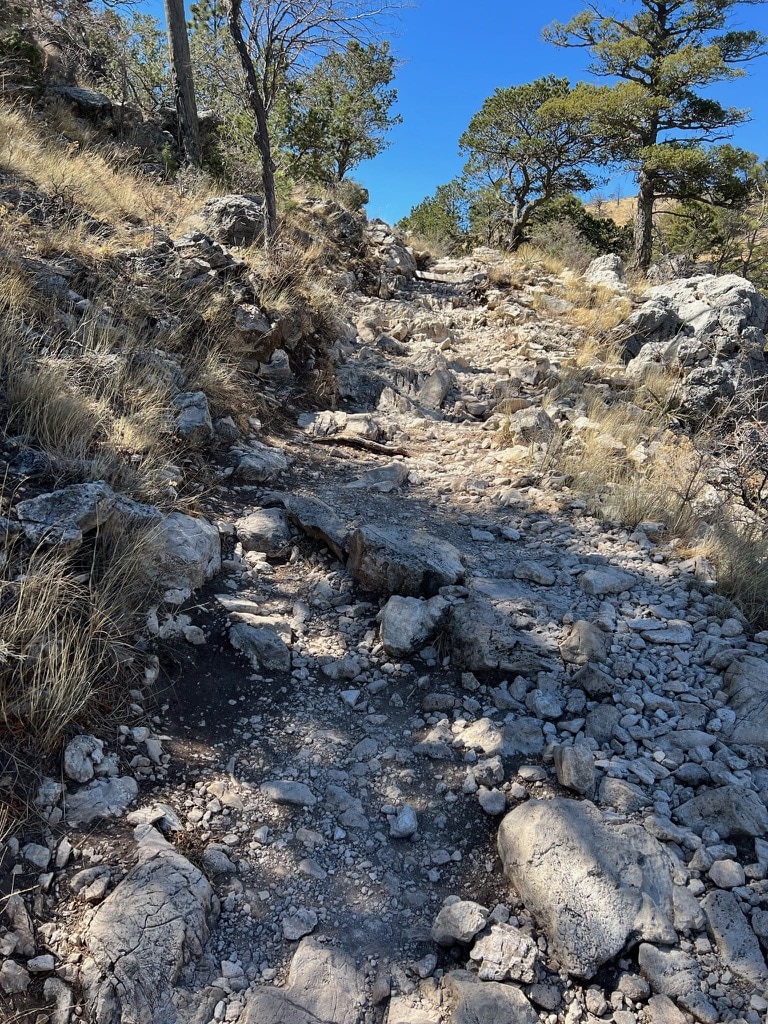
[347,525,463,596]
[722,655,768,746]
[497,798,679,978]
[15,482,161,547]
[79,826,218,1024]
[674,784,768,837]
[584,254,626,291]
[200,194,265,246]
[152,512,221,597]
[448,594,549,674]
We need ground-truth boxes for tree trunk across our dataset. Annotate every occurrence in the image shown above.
[164,0,201,166]
[633,170,655,272]
[227,0,277,240]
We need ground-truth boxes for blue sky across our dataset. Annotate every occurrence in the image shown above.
[145,0,768,224]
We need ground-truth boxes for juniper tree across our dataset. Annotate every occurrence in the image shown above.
[545,0,768,270]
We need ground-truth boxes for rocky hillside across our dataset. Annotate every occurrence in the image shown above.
[2,97,768,1024]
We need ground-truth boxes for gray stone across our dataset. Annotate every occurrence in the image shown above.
[637,943,718,1024]
[585,705,621,746]
[282,909,318,941]
[723,655,768,746]
[644,994,689,1024]
[79,826,218,1024]
[585,254,626,290]
[431,901,489,946]
[701,889,768,986]
[16,481,116,547]
[43,977,74,1024]
[498,799,678,978]
[449,595,549,674]
[0,960,30,995]
[173,391,213,442]
[553,745,595,794]
[560,620,608,665]
[443,971,538,1024]
[707,858,745,888]
[347,524,463,596]
[229,622,291,672]
[152,512,221,596]
[22,842,51,870]
[598,778,651,811]
[345,463,408,493]
[283,495,349,562]
[580,567,635,596]
[63,734,103,783]
[200,194,265,246]
[53,85,113,116]
[233,441,289,483]
[261,781,316,807]
[390,804,418,839]
[675,784,768,837]
[477,787,507,816]
[468,922,539,982]
[66,776,138,826]
[380,595,448,657]
[241,938,363,1024]
[236,508,292,555]
[418,368,454,410]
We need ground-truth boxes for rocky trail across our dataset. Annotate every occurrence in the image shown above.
[4,241,768,1024]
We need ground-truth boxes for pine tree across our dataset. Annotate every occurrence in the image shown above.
[546,0,767,270]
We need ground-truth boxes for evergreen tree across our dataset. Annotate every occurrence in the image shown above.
[546,0,767,270]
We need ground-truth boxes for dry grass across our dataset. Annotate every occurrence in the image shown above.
[0,310,177,503]
[701,521,768,627]
[0,520,158,754]
[0,101,204,236]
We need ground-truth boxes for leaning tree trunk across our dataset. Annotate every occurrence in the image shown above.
[633,169,655,272]
[163,0,201,166]
[227,0,277,240]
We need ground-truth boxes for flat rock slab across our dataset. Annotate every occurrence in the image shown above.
[723,655,768,746]
[701,890,768,987]
[230,622,291,672]
[443,970,538,1024]
[498,798,679,978]
[448,595,549,674]
[347,525,463,596]
[65,776,138,826]
[638,943,718,1024]
[241,938,363,1024]
[283,495,349,562]
[674,784,768,837]
[79,826,218,1024]
[261,781,317,807]
[580,567,635,596]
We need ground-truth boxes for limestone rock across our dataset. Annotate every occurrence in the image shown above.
[63,734,104,783]
[173,391,213,443]
[723,655,768,746]
[79,826,218,1024]
[283,495,349,562]
[559,620,608,665]
[448,595,548,674]
[637,944,717,1024]
[674,784,768,838]
[701,889,768,987]
[585,254,626,290]
[16,481,117,547]
[236,508,292,555]
[0,960,30,995]
[502,406,555,443]
[200,194,265,246]
[497,798,678,978]
[233,441,289,483]
[580,567,635,596]
[261,781,316,807]
[347,525,463,596]
[66,776,138,826]
[380,594,448,657]
[443,970,538,1024]
[152,512,221,596]
[229,621,291,672]
[241,938,363,1024]
[469,922,539,982]
[553,745,595,794]
[432,901,489,946]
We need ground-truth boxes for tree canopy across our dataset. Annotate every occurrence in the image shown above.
[458,75,600,250]
[545,0,768,269]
